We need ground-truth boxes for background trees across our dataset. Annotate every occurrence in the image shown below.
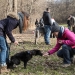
[47,0,75,23]
[0,0,75,26]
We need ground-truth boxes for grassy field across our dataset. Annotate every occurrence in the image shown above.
[1,24,75,75]
[1,38,75,75]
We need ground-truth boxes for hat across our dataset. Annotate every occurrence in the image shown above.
[51,22,60,33]
[7,12,19,20]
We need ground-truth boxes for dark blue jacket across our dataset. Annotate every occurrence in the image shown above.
[43,11,52,26]
[0,16,19,42]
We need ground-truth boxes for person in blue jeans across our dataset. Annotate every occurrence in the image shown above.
[0,12,25,74]
[43,8,52,45]
[0,12,20,73]
[43,23,75,67]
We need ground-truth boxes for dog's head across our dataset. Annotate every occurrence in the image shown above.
[11,56,21,65]
[28,49,43,56]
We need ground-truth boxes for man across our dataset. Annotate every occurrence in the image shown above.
[0,12,24,74]
[43,23,75,67]
[43,8,52,45]
[67,15,72,30]
[50,18,55,38]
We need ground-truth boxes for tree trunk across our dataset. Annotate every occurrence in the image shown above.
[7,0,17,14]
[13,0,17,14]
[7,0,13,13]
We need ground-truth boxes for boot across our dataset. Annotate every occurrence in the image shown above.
[0,66,10,74]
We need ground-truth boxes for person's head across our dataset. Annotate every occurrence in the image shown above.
[46,8,50,12]
[69,15,72,17]
[18,11,30,33]
[68,15,72,19]
[51,23,60,38]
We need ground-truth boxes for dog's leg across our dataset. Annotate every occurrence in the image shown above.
[7,62,14,69]
[24,61,28,69]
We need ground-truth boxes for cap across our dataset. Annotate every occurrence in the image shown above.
[51,22,60,33]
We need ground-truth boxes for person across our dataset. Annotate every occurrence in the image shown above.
[43,8,52,45]
[39,18,44,27]
[50,18,55,38]
[70,16,75,33]
[43,23,75,67]
[67,15,72,30]
[0,12,23,73]
[35,19,39,27]
[18,11,30,33]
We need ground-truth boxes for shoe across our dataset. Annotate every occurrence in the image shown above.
[46,43,52,45]
[46,43,50,45]
[0,66,10,74]
[61,64,71,68]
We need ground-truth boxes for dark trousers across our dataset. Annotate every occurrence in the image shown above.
[57,44,75,64]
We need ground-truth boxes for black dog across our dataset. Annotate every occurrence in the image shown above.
[7,49,42,69]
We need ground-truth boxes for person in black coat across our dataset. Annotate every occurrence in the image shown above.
[67,15,72,30]
[0,12,22,73]
[43,8,52,45]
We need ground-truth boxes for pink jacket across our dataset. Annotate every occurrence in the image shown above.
[48,28,75,55]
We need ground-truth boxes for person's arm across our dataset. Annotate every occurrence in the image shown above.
[48,43,61,55]
[5,29,15,43]
[43,39,61,56]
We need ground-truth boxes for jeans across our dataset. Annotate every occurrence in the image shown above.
[44,25,51,44]
[0,36,7,66]
[6,41,10,63]
[57,44,74,64]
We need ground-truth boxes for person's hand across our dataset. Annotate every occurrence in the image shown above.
[14,41,19,45]
[58,40,62,44]
[43,52,49,57]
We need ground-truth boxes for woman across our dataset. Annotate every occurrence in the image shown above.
[67,15,72,30]
[43,23,75,67]
[0,12,22,73]
[43,8,52,45]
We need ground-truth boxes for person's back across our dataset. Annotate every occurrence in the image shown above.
[43,11,52,26]
[42,8,52,45]
[67,15,72,30]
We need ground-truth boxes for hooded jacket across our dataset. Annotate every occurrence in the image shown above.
[0,16,19,43]
[43,11,52,26]
[48,28,75,55]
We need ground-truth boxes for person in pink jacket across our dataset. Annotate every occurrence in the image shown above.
[43,22,75,67]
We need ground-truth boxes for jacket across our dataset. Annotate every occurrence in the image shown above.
[0,16,19,42]
[43,11,52,26]
[48,28,75,55]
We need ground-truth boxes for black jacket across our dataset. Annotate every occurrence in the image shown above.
[43,11,52,26]
[0,16,19,42]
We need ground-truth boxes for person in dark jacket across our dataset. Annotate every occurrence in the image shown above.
[43,8,52,45]
[0,12,20,73]
[67,15,72,30]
